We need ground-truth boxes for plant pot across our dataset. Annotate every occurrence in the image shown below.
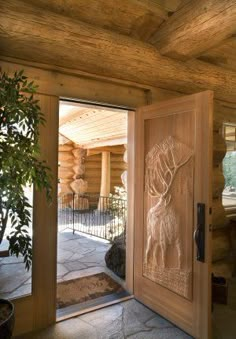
[0,299,15,339]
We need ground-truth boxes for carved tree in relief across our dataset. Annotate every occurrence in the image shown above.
[145,136,193,271]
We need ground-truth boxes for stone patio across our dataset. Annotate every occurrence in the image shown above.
[14,299,192,339]
[0,229,122,300]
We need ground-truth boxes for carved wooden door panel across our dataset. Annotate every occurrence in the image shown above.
[133,91,213,339]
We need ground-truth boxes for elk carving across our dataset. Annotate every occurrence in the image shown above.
[145,136,193,270]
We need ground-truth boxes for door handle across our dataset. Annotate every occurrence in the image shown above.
[194,203,205,262]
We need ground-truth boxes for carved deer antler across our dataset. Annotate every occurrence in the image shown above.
[145,137,192,201]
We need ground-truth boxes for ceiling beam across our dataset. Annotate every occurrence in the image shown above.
[0,1,236,103]
[151,0,236,60]
[85,137,127,150]
[198,37,236,72]
[87,145,125,156]
[19,0,167,42]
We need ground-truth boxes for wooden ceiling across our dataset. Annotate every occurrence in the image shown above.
[59,101,128,149]
[0,0,236,102]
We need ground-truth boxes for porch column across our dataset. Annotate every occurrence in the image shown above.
[98,151,110,211]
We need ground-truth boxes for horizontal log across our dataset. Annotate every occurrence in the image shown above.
[111,156,125,163]
[111,163,127,170]
[58,144,74,152]
[212,229,231,262]
[212,260,234,278]
[58,168,74,179]
[58,152,74,162]
[214,101,236,124]
[84,162,102,169]
[213,132,227,166]
[212,199,228,229]
[151,0,236,60]
[58,160,75,168]
[212,167,225,199]
[58,184,73,195]
[72,148,86,159]
[19,0,167,41]
[73,165,85,176]
[1,1,236,103]
[199,37,236,73]
[59,179,71,185]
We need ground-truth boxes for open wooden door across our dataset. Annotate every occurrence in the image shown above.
[133,91,213,339]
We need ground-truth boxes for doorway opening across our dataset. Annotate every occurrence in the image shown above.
[56,99,130,319]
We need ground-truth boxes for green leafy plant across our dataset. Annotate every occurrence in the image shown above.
[0,70,52,270]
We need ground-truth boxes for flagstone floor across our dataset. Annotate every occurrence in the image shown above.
[0,229,122,300]
[14,298,192,339]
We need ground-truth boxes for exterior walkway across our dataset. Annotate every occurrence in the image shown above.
[0,229,121,300]
[14,299,192,339]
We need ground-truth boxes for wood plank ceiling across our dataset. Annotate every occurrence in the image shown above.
[59,102,128,149]
[0,0,236,102]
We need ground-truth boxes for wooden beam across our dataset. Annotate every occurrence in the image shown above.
[85,137,127,150]
[87,145,125,156]
[151,0,236,60]
[98,152,110,210]
[19,0,167,42]
[0,1,236,103]
[198,37,236,72]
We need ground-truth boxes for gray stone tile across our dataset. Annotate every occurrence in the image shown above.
[80,303,123,328]
[15,300,193,339]
[0,255,24,264]
[63,261,87,272]
[15,317,98,339]
[0,262,31,294]
[63,266,105,280]
[57,263,69,277]
[57,248,73,263]
[2,283,31,300]
[79,252,106,264]
[128,327,192,339]
[123,299,156,324]
[145,315,173,329]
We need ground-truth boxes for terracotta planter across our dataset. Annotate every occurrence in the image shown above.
[0,299,15,339]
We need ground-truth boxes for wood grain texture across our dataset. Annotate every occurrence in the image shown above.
[151,0,236,60]
[19,0,167,41]
[32,95,59,331]
[134,92,213,338]
[0,1,236,103]
[199,37,236,72]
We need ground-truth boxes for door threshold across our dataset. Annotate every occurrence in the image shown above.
[56,291,133,322]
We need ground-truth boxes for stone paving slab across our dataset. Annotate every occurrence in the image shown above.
[0,229,111,300]
[14,299,193,339]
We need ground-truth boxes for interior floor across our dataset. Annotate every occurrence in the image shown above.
[212,277,236,339]
[14,299,192,339]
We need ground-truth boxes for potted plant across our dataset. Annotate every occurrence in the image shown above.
[0,70,52,337]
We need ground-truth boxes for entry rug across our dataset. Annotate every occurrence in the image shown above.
[56,272,125,309]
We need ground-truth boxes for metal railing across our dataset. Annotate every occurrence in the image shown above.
[58,193,127,242]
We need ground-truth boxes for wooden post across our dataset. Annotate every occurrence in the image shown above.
[98,151,111,210]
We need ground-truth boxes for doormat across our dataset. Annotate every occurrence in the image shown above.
[57,272,125,309]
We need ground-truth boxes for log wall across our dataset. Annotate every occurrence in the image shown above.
[84,148,127,195]
[212,103,236,278]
